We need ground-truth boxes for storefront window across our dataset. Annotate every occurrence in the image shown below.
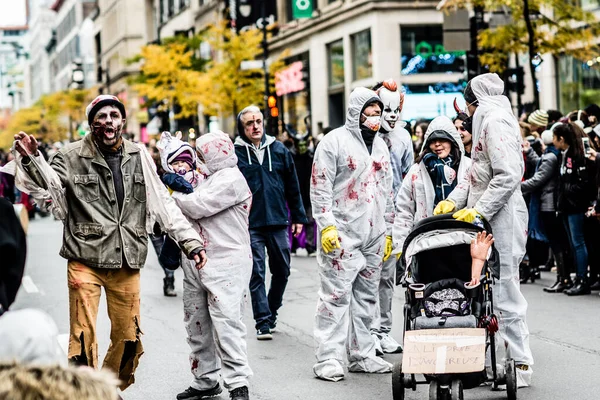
[400,25,465,75]
[281,53,311,136]
[351,29,372,81]
[559,55,600,111]
[581,0,600,10]
[328,39,344,87]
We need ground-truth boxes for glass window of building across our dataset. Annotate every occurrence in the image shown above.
[327,39,344,87]
[400,25,466,75]
[351,29,372,81]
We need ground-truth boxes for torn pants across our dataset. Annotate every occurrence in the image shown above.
[67,260,143,390]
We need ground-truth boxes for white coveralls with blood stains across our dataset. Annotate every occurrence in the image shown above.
[371,80,414,346]
[310,87,395,380]
[171,131,253,392]
[448,74,533,386]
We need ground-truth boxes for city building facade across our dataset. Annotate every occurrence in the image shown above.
[94,0,156,139]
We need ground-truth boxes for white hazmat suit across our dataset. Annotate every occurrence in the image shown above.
[311,87,394,381]
[372,81,414,350]
[447,74,533,385]
[393,116,471,252]
[171,131,253,392]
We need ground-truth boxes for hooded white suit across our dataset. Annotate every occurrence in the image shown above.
[447,74,533,384]
[393,116,472,252]
[310,87,394,380]
[171,131,253,391]
[371,82,414,339]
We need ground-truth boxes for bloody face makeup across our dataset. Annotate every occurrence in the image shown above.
[91,105,125,148]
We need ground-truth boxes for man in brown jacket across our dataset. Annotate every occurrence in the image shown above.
[12,95,207,390]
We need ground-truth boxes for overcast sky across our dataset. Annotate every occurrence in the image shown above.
[0,0,27,28]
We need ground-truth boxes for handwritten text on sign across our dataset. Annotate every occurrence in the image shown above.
[402,328,486,374]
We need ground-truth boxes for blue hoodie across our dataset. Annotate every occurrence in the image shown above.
[234,112,308,229]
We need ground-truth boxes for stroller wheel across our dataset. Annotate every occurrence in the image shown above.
[391,362,405,400]
[428,380,440,400]
[505,359,518,400]
[450,379,464,400]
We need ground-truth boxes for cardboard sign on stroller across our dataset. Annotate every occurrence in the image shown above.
[402,328,485,374]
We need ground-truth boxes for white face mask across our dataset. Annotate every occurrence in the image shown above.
[362,114,382,132]
[378,88,401,132]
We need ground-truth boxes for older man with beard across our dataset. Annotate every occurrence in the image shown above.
[11,95,206,390]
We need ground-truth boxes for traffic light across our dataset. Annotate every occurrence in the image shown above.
[268,95,279,117]
[267,95,279,135]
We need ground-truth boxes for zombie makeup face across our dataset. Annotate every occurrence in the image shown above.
[378,87,402,132]
[241,111,264,146]
[91,105,125,148]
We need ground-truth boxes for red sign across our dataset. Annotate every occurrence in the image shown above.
[275,61,305,96]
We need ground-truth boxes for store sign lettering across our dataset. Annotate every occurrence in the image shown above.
[415,41,466,58]
[275,61,305,96]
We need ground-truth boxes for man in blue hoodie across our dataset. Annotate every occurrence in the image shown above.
[235,105,308,340]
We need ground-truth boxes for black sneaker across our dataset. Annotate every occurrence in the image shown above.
[230,386,249,400]
[256,324,272,340]
[176,384,222,400]
[268,319,277,333]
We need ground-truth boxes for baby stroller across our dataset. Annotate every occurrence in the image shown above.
[391,214,517,400]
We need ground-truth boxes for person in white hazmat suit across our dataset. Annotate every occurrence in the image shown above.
[393,115,472,254]
[434,73,533,387]
[311,87,395,381]
[164,132,253,400]
[370,79,414,355]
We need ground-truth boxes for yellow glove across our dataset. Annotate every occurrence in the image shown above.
[321,226,341,254]
[396,251,402,260]
[453,208,483,223]
[434,200,456,215]
[383,236,393,261]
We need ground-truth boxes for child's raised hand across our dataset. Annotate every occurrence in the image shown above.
[470,231,494,261]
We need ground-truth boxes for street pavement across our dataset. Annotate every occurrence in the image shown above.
[12,216,600,399]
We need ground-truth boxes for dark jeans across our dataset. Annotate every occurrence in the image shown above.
[249,227,291,329]
[584,217,600,282]
[149,234,174,279]
[562,213,589,279]
[541,211,574,274]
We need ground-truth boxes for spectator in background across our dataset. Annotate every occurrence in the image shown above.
[553,123,592,296]
[454,113,472,158]
[290,130,316,256]
[521,129,563,284]
[0,152,16,203]
[584,104,600,128]
[234,105,308,340]
[584,131,600,292]
[412,121,429,155]
[527,109,548,134]
[547,110,564,128]
[567,110,593,134]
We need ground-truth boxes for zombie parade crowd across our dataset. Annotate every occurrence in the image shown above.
[1,72,600,399]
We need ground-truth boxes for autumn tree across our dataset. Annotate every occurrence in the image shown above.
[197,22,288,119]
[440,0,600,108]
[131,22,288,127]
[0,88,93,150]
[131,42,205,120]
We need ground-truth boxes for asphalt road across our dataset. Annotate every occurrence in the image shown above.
[12,217,600,399]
